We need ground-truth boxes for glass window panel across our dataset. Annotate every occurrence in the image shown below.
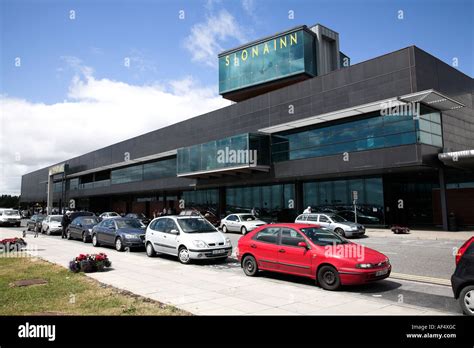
[418,131,432,145]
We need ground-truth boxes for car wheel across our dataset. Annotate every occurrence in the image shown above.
[146,242,156,257]
[241,226,247,235]
[115,237,124,252]
[317,265,341,291]
[334,228,345,237]
[92,234,100,247]
[178,246,191,264]
[460,285,474,316]
[222,225,228,233]
[242,255,258,276]
[82,232,88,243]
[66,229,72,240]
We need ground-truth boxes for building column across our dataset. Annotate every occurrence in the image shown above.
[218,187,226,218]
[438,168,449,231]
[295,181,303,214]
[46,175,53,215]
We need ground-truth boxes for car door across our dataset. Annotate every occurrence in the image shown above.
[317,214,331,229]
[278,228,312,276]
[250,227,281,271]
[160,219,179,255]
[228,215,239,231]
[151,218,168,253]
[68,218,78,237]
[103,219,117,245]
[97,219,112,245]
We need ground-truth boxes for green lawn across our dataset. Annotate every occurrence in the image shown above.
[0,255,189,315]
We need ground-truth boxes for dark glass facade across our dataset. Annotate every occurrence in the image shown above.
[110,158,176,185]
[303,177,385,225]
[182,189,219,211]
[226,183,296,222]
[272,107,442,162]
[177,133,270,175]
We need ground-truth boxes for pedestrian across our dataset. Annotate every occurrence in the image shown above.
[303,206,312,214]
[161,208,167,216]
[61,211,71,239]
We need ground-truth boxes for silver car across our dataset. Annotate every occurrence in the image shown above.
[220,213,266,235]
[295,213,365,238]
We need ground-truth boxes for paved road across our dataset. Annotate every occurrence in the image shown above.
[3,224,463,314]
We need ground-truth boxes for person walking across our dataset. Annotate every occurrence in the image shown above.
[61,211,71,239]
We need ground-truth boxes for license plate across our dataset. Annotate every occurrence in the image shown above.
[212,249,226,255]
[376,269,389,276]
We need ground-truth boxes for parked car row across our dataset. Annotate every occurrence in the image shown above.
[16,209,474,315]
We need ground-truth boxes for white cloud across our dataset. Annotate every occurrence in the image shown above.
[0,60,230,195]
[242,0,255,15]
[183,9,247,68]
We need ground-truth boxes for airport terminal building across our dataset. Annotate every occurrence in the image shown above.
[20,24,474,229]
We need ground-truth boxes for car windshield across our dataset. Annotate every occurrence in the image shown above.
[50,216,62,222]
[240,214,257,221]
[177,218,216,233]
[81,217,99,225]
[116,219,143,229]
[300,227,348,246]
[4,210,19,216]
[329,214,348,223]
[36,215,45,221]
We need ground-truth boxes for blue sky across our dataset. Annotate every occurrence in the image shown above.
[0,0,473,194]
[1,0,473,103]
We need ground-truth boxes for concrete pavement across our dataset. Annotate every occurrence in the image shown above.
[0,227,457,315]
[365,228,473,241]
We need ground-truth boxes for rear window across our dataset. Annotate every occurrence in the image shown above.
[253,227,280,244]
[50,216,62,222]
[80,217,99,225]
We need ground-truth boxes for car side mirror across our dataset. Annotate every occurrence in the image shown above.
[170,229,179,235]
[78,223,82,227]
[297,241,308,248]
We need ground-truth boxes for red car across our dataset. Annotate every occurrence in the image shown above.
[236,223,391,290]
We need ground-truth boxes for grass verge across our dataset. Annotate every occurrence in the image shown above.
[0,255,190,315]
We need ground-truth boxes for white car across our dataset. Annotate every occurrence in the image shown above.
[145,216,232,264]
[0,209,21,227]
[220,213,266,235]
[41,215,63,235]
[99,212,121,219]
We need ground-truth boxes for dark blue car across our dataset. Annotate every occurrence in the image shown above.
[91,218,146,251]
[67,216,101,242]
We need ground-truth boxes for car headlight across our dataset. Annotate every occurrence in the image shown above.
[356,263,373,269]
[225,238,231,245]
[192,240,208,248]
[123,233,138,239]
[351,226,358,230]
